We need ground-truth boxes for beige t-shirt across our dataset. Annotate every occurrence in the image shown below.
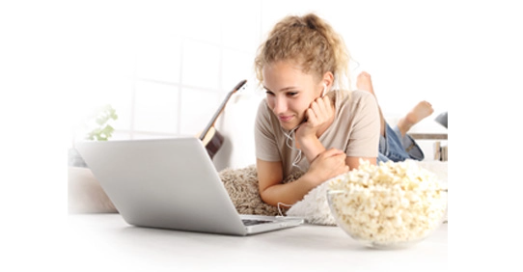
[254,89,380,179]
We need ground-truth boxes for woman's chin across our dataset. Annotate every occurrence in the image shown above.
[280,121,300,132]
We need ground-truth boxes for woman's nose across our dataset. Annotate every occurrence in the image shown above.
[272,96,287,114]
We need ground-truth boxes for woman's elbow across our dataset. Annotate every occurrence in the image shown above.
[259,187,277,207]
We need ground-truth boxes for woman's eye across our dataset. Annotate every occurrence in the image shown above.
[287,92,298,97]
[265,91,275,96]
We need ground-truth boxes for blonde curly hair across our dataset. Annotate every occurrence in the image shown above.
[255,13,352,91]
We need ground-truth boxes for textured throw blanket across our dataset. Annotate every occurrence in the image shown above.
[218,165,304,216]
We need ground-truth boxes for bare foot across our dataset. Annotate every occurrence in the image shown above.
[397,101,434,136]
[356,71,375,96]
[356,71,385,136]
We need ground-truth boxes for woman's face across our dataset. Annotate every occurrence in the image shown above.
[262,60,323,131]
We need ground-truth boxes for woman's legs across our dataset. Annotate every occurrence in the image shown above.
[397,101,434,137]
[391,124,424,161]
[379,123,411,162]
[357,72,431,162]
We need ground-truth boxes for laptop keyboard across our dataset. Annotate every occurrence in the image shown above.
[242,219,273,226]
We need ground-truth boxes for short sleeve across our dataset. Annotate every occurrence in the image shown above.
[345,92,380,158]
[254,100,281,162]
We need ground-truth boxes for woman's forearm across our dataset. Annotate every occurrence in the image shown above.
[260,173,317,207]
[297,135,326,163]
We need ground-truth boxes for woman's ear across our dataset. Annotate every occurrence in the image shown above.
[322,71,334,91]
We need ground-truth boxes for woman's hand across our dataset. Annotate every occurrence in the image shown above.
[307,148,349,187]
[295,96,334,141]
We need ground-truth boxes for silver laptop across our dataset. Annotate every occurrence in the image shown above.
[75,137,304,236]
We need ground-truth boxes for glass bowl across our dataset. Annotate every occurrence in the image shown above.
[327,187,447,249]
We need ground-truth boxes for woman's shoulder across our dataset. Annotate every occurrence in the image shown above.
[255,98,268,114]
[332,89,374,105]
[255,98,278,126]
[333,89,378,119]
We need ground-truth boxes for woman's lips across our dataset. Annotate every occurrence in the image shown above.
[278,115,293,122]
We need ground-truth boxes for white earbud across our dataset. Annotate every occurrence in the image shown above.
[322,83,327,97]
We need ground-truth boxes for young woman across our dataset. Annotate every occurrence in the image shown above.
[253,13,380,207]
[253,13,432,208]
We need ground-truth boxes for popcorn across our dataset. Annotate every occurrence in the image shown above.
[327,159,447,246]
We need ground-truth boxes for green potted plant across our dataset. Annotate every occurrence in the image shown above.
[69,104,118,167]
